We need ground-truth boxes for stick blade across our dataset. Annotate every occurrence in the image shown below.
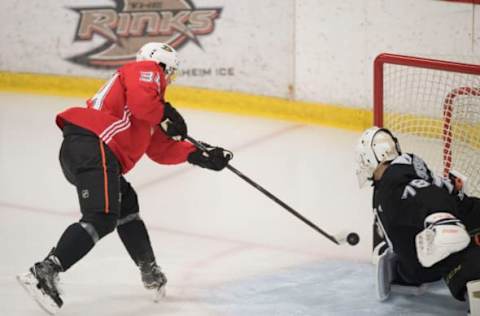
[333,232,349,245]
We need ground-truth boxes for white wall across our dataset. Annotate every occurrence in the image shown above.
[0,0,477,107]
[296,0,477,108]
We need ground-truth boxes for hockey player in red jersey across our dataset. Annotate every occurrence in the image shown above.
[17,42,232,314]
[356,127,480,314]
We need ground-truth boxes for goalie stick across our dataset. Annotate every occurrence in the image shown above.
[186,135,359,246]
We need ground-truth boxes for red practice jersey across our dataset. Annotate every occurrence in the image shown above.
[56,60,195,174]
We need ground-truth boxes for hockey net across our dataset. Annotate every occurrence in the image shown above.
[374,53,480,197]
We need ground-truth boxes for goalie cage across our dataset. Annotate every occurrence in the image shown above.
[372,53,480,252]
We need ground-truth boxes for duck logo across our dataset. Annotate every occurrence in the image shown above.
[68,0,222,68]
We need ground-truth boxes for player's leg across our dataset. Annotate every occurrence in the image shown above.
[17,125,121,313]
[116,177,167,294]
[54,127,121,270]
[443,245,480,301]
[451,196,480,314]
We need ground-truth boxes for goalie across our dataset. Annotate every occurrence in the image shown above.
[355,127,480,313]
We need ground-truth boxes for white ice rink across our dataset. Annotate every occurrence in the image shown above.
[0,92,467,315]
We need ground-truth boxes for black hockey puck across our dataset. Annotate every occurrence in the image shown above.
[347,233,359,246]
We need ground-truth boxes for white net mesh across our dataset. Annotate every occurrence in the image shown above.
[380,59,480,196]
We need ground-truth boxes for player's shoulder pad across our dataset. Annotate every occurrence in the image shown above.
[389,153,432,182]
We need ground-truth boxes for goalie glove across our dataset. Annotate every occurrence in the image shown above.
[415,212,470,268]
[188,142,233,171]
[160,102,187,141]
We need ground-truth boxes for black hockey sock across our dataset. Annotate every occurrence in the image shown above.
[117,219,155,265]
[53,223,95,271]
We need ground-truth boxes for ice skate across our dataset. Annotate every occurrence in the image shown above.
[139,261,167,302]
[17,255,63,315]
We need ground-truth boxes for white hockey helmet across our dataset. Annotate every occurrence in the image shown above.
[355,127,401,187]
[136,42,180,80]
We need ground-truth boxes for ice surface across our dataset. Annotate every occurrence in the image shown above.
[0,93,468,315]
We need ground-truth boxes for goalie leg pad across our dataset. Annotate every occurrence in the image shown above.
[376,247,397,301]
[376,246,429,301]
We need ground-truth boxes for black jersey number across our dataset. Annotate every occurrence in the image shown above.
[401,179,431,199]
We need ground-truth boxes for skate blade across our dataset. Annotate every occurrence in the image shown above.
[16,273,60,315]
[153,285,166,303]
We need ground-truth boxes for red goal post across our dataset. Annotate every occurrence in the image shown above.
[373,53,480,196]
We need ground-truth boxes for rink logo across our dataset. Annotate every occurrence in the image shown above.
[68,0,222,68]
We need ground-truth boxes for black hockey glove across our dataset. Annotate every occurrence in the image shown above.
[188,142,233,171]
[160,102,187,141]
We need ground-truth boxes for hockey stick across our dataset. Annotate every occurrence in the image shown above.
[186,135,359,246]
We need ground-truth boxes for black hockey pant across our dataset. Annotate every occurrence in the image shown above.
[53,123,156,271]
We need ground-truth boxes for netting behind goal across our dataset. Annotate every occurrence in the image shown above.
[374,53,480,196]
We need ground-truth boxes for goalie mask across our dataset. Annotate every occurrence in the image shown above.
[355,127,401,187]
[136,42,180,83]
